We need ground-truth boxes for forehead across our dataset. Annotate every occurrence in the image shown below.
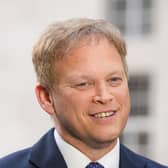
[54,38,125,81]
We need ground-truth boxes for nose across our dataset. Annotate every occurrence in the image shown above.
[92,84,113,104]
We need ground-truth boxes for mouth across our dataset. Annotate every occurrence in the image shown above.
[91,110,117,119]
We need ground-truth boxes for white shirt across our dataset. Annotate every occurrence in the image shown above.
[54,129,120,168]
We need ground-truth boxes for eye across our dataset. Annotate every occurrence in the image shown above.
[108,77,122,86]
[73,82,93,90]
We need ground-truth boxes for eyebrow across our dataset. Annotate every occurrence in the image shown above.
[65,70,125,81]
[107,71,125,77]
[65,75,93,82]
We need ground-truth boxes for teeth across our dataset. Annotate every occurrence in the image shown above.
[94,111,115,118]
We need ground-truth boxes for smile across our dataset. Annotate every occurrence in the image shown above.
[92,111,116,118]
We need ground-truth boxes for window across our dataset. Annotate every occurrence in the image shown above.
[120,73,151,156]
[129,74,150,116]
[105,0,154,36]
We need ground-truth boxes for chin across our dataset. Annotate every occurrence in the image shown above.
[91,131,119,145]
[97,127,121,139]
[89,136,117,149]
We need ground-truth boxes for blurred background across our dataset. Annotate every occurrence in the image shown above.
[0,0,167,165]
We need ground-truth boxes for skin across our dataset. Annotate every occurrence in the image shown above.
[35,38,130,160]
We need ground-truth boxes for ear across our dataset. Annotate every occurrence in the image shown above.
[35,84,55,115]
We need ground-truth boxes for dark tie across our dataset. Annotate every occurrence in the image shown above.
[85,162,104,168]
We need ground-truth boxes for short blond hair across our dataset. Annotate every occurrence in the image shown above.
[32,18,127,89]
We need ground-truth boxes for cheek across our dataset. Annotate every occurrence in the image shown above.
[67,90,93,106]
[117,88,130,128]
[122,90,130,117]
[115,86,130,110]
[55,91,91,114]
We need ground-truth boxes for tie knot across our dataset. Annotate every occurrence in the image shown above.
[86,162,104,168]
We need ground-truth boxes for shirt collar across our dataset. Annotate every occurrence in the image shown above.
[54,129,120,168]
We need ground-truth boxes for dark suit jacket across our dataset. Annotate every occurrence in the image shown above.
[0,128,167,168]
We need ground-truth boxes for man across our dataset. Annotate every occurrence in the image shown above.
[0,18,167,168]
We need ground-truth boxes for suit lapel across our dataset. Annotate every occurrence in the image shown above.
[119,144,146,168]
[119,144,133,168]
[29,128,67,168]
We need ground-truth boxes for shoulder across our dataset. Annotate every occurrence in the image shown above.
[120,144,168,168]
[0,148,32,168]
[0,128,57,168]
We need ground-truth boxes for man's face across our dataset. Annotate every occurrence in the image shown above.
[52,38,130,150]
